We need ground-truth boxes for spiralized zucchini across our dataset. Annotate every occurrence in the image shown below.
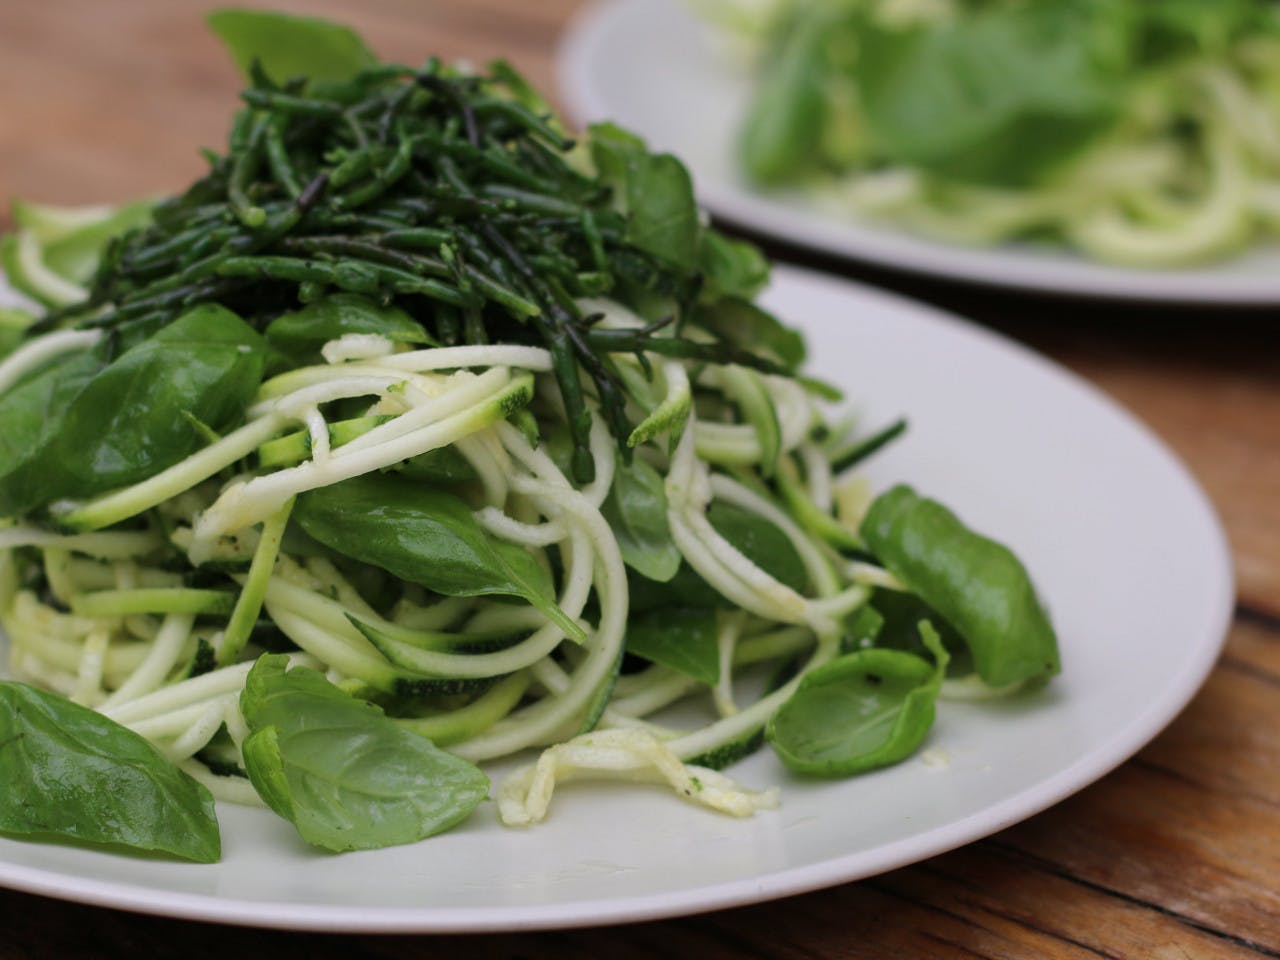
[700,0,1280,266]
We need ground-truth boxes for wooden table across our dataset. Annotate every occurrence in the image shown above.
[1,2,1276,956]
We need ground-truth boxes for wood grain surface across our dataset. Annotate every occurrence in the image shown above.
[1,2,1276,957]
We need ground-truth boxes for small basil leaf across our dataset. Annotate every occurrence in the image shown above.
[207,8,377,87]
[265,294,434,356]
[767,647,939,776]
[859,485,1060,686]
[0,680,221,862]
[601,455,681,583]
[240,655,489,852]
[625,608,720,685]
[294,473,585,642]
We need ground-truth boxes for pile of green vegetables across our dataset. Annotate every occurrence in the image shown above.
[0,10,1058,862]
[700,0,1280,265]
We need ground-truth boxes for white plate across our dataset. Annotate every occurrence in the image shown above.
[559,0,1280,304]
[0,266,1232,931]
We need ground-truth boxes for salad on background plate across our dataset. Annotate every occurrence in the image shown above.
[560,0,1280,302]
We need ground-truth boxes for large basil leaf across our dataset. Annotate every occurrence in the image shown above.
[240,655,488,852]
[601,455,681,583]
[696,231,771,305]
[207,8,377,87]
[860,485,1060,686]
[0,681,221,862]
[27,304,267,510]
[0,349,104,516]
[294,473,584,641]
[625,608,719,685]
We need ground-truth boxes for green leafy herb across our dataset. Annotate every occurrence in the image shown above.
[767,622,947,776]
[600,454,682,583]
[0,681,221,862]
[624,608,720,684]
[207,8,378,86]
[239,655,489,852]
[860,485,1060,686]
[265,293,434,355]
[294,473,585,642]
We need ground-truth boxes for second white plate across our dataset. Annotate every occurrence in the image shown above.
[559,0,1280,304]
[0,265,1232,931]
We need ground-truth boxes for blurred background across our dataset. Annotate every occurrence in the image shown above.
[0,2,1277,958]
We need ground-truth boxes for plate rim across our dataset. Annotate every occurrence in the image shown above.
[0,265,1234,932]
[558,0,1280,306]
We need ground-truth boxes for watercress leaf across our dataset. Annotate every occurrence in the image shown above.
[625,608,719,684]
[207,8,377,87]
[265,293,434,356]
[0,680,220,862]
[859,485,1060,687]
[37,303,267,504]
[601,454,681,582]
[294,473,585,643]
[855,1,1124,186]
[767,647,938,776]
[239,655,489,852]
[695,297,806,371]
[697,230,771,304]
[589,123,700,266]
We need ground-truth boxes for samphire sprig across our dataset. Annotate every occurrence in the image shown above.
[37,57,781,482]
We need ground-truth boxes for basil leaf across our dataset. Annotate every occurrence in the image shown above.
[240,655,488,852]
[860,485,1060,687]
[767,637,942,777]
[265,294,434,356]
[0,681,220,862]
[0,349,104,516]
[629,500,807,611]
[601,455,681,583]
[625,608,719,685]
[739,0,861,184]
[294,473,585,642]
[855,2,1123,186]
[207,8,377,87]
[26,304,267,510]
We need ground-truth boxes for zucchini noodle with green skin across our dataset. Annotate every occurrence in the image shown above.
[0,9,1061,859]
[697,0,1280,267]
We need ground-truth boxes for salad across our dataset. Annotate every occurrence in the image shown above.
[697,0,1280,266]
[0,10,1058,862]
